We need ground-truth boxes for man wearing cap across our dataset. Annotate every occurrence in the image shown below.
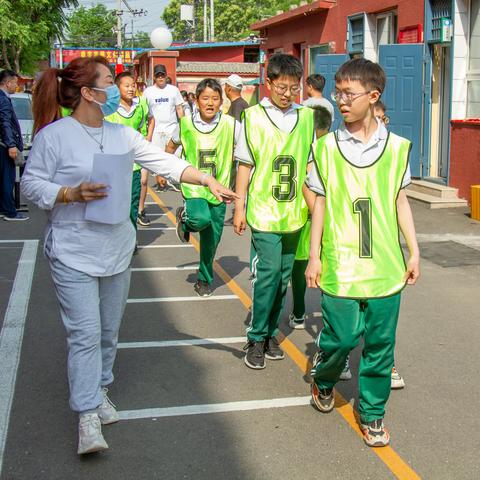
[144,64,184,191]
[225,74,249,123]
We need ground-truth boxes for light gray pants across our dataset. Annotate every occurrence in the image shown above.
[49,258,131,413]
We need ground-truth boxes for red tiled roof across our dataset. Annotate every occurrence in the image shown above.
[251,0,336,30]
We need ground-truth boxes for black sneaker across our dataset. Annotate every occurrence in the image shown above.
[361,419,390,447]
[311,383,335,413]
[264,336,285,360]
[175,207,190,243]
[194,280,212,297]
[155,183,167,192]
[243,340,266,369]
[137,209,150,226]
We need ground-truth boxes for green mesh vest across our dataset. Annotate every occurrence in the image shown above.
[313,131,411,298]
[180,113,235,205]
[245,105,314,232]
[106,97,149,171]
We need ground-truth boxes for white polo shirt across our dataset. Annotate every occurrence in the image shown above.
[306,120,412,196]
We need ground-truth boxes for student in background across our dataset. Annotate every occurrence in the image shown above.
[303,74,335,124]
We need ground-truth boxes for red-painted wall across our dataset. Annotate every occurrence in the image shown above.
[260,0,423,55]
[177,46,245,63]
[449,122,480,203]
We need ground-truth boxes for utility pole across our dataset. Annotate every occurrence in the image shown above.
[210,0,214,41]
[203,0,207,42]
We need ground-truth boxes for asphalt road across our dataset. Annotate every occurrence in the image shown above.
[1,189,480,480]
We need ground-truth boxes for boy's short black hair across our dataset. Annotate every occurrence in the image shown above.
[114,71,134,85]
[196,78,223,99]
[267,53,303,81]
[0,69,19,84]
[335,58,386,93]
[306,74,326,93]
[310,105,332,132]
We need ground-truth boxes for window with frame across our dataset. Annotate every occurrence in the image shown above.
[376,12,397,47]
[348,14,365,55]
[467,0,480,117]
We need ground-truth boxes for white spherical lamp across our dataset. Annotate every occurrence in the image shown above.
[150,28,173,50]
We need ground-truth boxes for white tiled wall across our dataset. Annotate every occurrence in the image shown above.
[451,0,469,119]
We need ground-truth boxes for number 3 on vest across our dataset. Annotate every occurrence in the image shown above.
[272,155,297,202]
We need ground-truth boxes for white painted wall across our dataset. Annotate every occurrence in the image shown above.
[451,0,469,119]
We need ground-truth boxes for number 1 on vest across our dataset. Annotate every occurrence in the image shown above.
[353,198,372,258]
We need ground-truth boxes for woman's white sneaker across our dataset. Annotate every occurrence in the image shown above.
[77,413,108,455]
[97,387,119,425]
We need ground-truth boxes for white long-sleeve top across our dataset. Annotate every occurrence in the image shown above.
[21,116,190,276]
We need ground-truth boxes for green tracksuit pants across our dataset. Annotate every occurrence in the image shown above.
[291,259,308,318]
[247,230,301,342]
[312,292,401,422]
[130,169,141,229]
[182,198,226,285]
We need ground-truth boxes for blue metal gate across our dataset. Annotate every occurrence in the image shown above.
[379,44,424,177]
[314,54,349,131]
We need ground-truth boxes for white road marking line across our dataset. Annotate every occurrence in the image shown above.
[145,201,164,205]
[118,337,246,349]
[414,233,480,247]
[0,240,31,243]
[118,396,312,420]
[137,227,176,231]
[131,265,198,272]
[137,244,193,249]
[146,213,167,217]
[127,295,238,304]
[0,240,38,474]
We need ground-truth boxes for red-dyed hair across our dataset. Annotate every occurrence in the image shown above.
[32,56,110,135]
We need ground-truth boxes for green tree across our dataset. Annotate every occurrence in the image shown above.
[0,0,77,74]
[132,31,152,49]
[162,0,300,42]
[66,4,117,48]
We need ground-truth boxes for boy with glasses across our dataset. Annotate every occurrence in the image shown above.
[234,53,315,369]
[306,58,419,447]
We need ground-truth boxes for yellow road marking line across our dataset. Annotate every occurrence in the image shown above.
[148,188,421,480]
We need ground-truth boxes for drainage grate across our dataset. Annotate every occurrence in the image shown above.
[419,241,480,268]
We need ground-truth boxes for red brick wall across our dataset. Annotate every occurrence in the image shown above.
[177,46,245,63]
[260,0,424,54]
[449,122,480,203]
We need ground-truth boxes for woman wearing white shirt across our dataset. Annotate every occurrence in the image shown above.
[22,56,235,455]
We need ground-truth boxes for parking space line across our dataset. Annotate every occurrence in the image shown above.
[137,227,176,231]
[148,188,421,480]
[137,244,193,249]
[131,265,199,272]
[0,240,38,474]
[118,337,246,349]
[119,396,312,420]
[127,295,238,304]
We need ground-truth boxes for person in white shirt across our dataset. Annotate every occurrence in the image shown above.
[22,56,236,456]
[303,74,335,124]
[143,64,184,192]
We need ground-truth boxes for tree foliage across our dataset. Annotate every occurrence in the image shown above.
[162,0,300,42]
[0,0,77,74]
[66,4,117,48]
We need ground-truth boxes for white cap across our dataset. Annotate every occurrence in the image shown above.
[225,74,243,90]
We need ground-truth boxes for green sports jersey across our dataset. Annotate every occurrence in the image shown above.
[106,97,149,171]
[180,113,235,205]
[313,131,411,298]
[244,104,314,232]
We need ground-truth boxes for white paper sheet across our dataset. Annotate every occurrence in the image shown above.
[85,151,133,224]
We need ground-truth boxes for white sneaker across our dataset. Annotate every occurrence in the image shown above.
[97,387,119,425]
[391,366,406,389]
[167,180,180,192]
[339,357,352,381]
[77,413,108,455]
[288,312,306,329]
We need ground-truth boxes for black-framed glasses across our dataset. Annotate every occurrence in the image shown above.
[271,81,301,96]
[331,91,371,104]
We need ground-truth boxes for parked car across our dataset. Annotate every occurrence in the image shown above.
[11,92,33,158]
